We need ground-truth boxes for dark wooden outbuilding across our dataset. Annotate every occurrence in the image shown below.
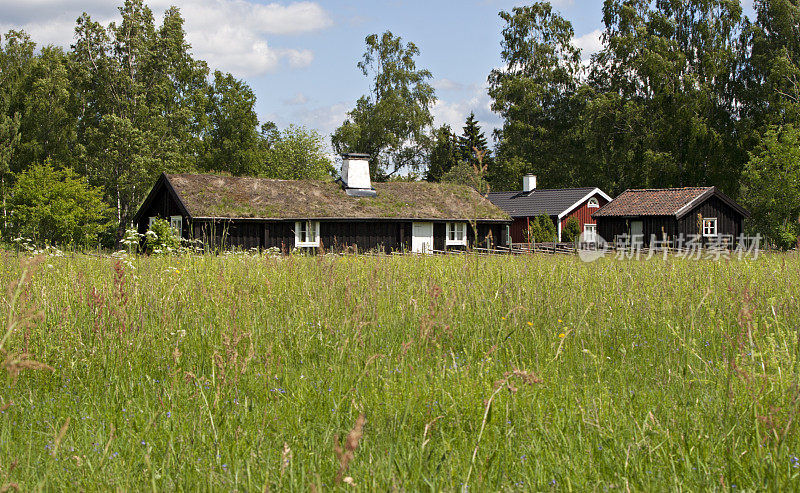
[133,173,511,253]
[592,187,750,246]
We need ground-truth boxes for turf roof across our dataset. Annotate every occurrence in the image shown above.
[164,174,510,221]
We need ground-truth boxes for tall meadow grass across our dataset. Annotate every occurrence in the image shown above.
[1,251,799,490]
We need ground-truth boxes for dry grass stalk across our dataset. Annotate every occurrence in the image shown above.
[493,368,543,393]
[0,482,19,493]
[51,417,71,457]
[333,414,366,483]
[1,257,51,385]
[280,442,292,477]
[213,316,255,386]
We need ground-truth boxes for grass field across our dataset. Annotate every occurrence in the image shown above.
[1,251,800,491]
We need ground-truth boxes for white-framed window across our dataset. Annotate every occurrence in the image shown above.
[584,223,597,243]
[295,220,320,247]
[148,217,156,228]
[446,222,467,246]
[587,197,600,208]
[170,216,183,237]
[702,218,718,237]
[503,224,511,246]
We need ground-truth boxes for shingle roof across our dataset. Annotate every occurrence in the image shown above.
[487,187,599,217]
[592,187,712,217]
[162,173,510,221]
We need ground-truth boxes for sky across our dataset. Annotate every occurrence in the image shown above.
[0,0,756,144]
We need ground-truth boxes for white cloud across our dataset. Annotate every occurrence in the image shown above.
[431,84,502,137]
[572,28,603,61]
[0,0,331,77]
[285,102,350,136]
[284,92,309,105]
[432,78,464,92]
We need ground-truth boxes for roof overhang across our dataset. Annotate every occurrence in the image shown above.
[674,187,751,219]
[132,173,193,223]
[557,188,613,220]
[192,216,511,223]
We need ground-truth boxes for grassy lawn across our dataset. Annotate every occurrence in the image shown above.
[1,251,799,491]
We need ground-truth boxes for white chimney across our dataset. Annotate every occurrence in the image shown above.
[523,174,537,192]
[341,153,375,196]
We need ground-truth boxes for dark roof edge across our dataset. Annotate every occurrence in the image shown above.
[191,216,511,223]
[675,186,751,219]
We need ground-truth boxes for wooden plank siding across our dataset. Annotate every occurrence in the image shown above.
[595,195,745,246]
[185,219,506,253]
[559,194,609,232]
[135,181,187,237]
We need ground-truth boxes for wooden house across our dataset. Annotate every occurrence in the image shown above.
[487,175,612,243]
[592,187,750,246]
[133,155,510,253]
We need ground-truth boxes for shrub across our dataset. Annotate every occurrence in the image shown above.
[562,217,581,243]
[9,161,111,247]
[145,218,181,254]
[529,214,557,243]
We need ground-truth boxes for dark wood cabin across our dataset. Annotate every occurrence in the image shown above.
[133,173,511,253]
[592,187,750,247]
[487,186,611,243]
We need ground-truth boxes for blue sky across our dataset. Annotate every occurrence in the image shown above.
[0,0,756,143]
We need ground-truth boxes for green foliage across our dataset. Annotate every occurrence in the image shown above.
[529,214,557,243]
[425,125,459,182]
[441,161,489,194]
[201,71,261,176]
[332,31,436,179]
[262,125,335,180]
[8,161,111,246]
[562,216,581,243]
[741,124,800,249]
[144,217,181,253]
[488,3,585,192]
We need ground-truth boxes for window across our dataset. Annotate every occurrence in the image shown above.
[148,217,156,228]
[170,216,183,237]
[587,197,600,208]
[702,218,718,237]
[295,220,320,247]
[502,225,511,246]
[584,224,597,243]
[446,222,467,246]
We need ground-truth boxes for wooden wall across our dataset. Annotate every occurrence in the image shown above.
[135,182,187,237]
[596,195,745,246]
[191,219,507,253]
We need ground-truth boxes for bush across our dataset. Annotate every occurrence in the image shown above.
[562,217,581,243]
[9,161,111,247]
[145,218,181,254]
[528,214,557,243]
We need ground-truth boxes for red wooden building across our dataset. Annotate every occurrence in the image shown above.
[487,175,612,243]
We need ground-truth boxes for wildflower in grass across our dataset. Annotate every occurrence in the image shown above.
[527,322,533,326]
[559,333,566,338]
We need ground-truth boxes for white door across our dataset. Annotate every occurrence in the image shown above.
[412,222,434,253]
[630,221,643,238]
[583,224,597,244]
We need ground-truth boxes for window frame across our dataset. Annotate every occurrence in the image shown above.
[445,222,467,247]
[294,220,321,247]
[583,223,597,243]
[170,215,183,237]
[702,218,718,238]
[587,197,600,208]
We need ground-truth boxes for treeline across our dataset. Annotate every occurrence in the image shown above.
[0,0,332,246]
[330,1,800,247]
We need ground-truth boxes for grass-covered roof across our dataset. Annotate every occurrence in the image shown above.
[165,174,510,221]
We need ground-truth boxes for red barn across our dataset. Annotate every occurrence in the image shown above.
[487,175,612,243]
